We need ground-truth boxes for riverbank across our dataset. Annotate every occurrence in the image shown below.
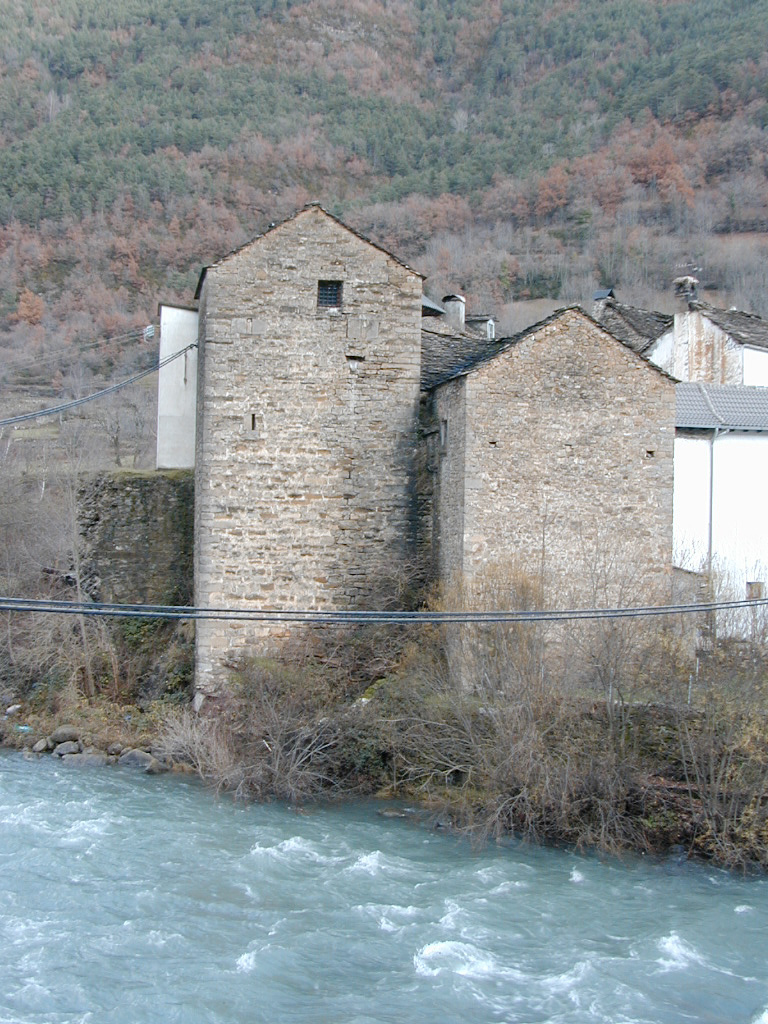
[4,662,766,873]
[0,698,185,773]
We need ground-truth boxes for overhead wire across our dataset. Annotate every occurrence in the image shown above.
[0,344,196,427]
[0,594,765,624]
[1,325,153,376]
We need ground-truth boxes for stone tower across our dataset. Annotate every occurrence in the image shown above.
[193,205,424,697]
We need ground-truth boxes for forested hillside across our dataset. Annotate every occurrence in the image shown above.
[1,0,768,386]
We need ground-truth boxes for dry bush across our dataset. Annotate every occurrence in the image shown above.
[159,651,391,803]
[157,557,767,865]
[673,646,768,868]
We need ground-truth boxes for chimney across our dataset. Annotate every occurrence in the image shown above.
[591,287,615,320]
[442,294,466,329]
[673,275,699,306]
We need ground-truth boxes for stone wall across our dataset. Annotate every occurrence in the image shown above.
[79,471,193,606]
[194,206,423,694]
[428,378,466,586]
[433,309,676,603]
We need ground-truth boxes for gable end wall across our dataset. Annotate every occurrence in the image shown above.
[458,311,675,599]
[194,209,423,693]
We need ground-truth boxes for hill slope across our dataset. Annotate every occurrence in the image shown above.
[1,0,768,375]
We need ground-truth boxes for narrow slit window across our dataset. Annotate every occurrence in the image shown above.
[317,280,343,309]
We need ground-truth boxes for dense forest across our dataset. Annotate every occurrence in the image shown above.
[1,0,768,389]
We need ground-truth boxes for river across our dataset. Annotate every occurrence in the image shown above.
[1,749,766,1024]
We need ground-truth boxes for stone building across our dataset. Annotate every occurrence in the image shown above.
[191,205,424,696]
[422,307,676,602]
[155,206,679,696]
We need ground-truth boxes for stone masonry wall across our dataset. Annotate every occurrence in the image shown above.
[429,378,467,586]
[450,309,676,603]
[194,207,423,694]
[79,471,193,606]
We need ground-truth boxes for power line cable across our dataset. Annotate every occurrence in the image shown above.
[0,343,195,428]
[0,594,765,624]
[1,325,154,376]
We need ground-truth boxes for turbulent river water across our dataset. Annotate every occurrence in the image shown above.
[1,749,767,1024]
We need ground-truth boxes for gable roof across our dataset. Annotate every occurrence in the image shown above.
[421,325,498,390]
[676,382,768,431]
[194,203,423,299]
[695,304,768,351]
[423,306,675,391]
[592,298,674,355]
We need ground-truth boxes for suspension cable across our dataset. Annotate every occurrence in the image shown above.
[0,594,764,624]
[0,344,196,427]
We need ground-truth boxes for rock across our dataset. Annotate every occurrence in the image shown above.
[32,738,49,754]
[118,748,164,772]
[61,752,111,767]
[53,740,81,757]
[49,725,80,744]
[5,704,22,717]
[107,742,123,756]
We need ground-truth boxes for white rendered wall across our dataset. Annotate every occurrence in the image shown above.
[743,347,768,386]
[711,433,768,593]
[673,435,711,570]
[674,432,768,595]
[156,305,199,469]
[647,329,675,376]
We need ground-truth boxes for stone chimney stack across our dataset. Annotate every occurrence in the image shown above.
[673,275,699,306]
[442,293,466,329]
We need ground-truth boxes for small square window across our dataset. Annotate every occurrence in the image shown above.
[317,280,343,309]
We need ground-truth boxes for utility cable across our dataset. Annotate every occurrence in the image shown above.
[0,594,765,624]
[0,344,196,427]
[1,325,154,377]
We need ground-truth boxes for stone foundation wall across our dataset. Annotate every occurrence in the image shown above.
[78,471,193,606]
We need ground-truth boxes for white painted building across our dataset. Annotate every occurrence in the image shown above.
[674,383,768,598]
[663,306,768,385]
[593,295,768,387]
[156,304,199,470]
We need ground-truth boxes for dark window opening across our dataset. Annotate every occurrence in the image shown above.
[318,280,343,308]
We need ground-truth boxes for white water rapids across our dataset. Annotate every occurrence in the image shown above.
[1,749,767,1023]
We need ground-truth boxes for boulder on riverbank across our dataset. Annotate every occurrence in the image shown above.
[61,751,113,767]
[118,748,166,773]
[49,725,80,745]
